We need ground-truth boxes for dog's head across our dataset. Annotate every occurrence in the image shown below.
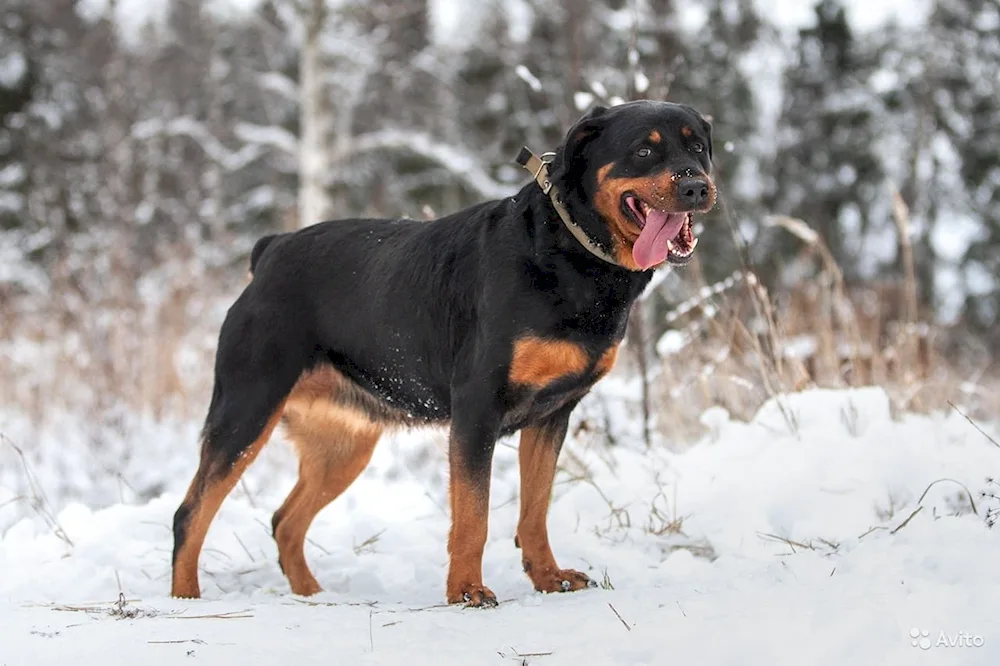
[551,100,716,271]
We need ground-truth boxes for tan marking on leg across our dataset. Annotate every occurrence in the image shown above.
[446,464,494,606]
[516,426,559,578]
[517,425,592,593]
[171,402,286,599]
[285,379,380,438]
[509,337,590,388]
[285,366,374,432]
[274,410,381,596]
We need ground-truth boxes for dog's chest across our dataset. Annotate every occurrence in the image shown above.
[501,334,620,430]
[499,278,633,422]
[507,336,618,388]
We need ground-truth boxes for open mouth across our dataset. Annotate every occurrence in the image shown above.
[623,195,698,268]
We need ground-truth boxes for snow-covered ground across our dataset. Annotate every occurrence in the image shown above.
[2,387,1000,665]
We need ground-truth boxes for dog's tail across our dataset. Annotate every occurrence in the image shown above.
[248,234,279,278]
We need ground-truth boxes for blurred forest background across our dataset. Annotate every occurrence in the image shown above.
[2,0,999,432]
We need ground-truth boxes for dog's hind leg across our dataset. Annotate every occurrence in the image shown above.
[171,302,306,599]
[271,386,382,596]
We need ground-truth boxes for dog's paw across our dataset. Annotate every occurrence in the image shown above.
[447,584,498,608]
[529,567,597,594]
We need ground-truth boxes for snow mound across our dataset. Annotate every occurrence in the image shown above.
[751,386,893,435]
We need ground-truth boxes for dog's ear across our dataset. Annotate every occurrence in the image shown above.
[559,105,610,165]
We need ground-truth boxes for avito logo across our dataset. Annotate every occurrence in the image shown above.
[910,628,985,650]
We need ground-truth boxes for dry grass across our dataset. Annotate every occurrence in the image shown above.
[638,208,1000,446]
[982,479,1000,528]
[1,258,242,426]
[1,432,73,546]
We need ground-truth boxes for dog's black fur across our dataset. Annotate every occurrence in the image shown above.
[171,100,716,605]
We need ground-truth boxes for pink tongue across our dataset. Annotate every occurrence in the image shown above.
[632,209,686,269]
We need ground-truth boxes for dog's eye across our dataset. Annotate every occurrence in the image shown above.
[636,147,651,158]
[692,142,705,154]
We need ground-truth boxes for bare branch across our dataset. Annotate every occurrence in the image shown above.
[132,118,265,172]
[334,130,519,200]
[234,122,298,157]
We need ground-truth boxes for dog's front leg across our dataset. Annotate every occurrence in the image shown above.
[516,405,597,593]
[445,397,502,608]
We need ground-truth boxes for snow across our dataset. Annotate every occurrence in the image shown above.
[3,387,1000,664]
[0,164,25,188]
[782,333,820,360]
[846,0,933,33]
[429,0,533,47]
[0,52,27,88]
[234,122,299,158]
[633,71,650,94]
[75,0,171,45]
[0,231,51,293]
[752,0,818,34]
[573,92,596,112]
[678,3,710,33]
[515,65,543,93]
[656,329,688,356]
[0,191,22,214]
[76,0,264,36]
[257,72,300,104]
[72,0,937,53]
[755,0,933,35]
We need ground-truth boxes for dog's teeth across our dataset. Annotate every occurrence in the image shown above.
[666,239,674,253]
[676,238,697,257]
[690,237,699,251]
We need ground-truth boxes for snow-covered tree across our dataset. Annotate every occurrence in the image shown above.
[761,0,889,288]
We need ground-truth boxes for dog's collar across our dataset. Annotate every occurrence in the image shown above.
[515,146,623,267]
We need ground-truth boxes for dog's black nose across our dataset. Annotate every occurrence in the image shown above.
[676,177,709,209]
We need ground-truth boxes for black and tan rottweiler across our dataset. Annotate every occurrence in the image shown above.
[171,100,716,607]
